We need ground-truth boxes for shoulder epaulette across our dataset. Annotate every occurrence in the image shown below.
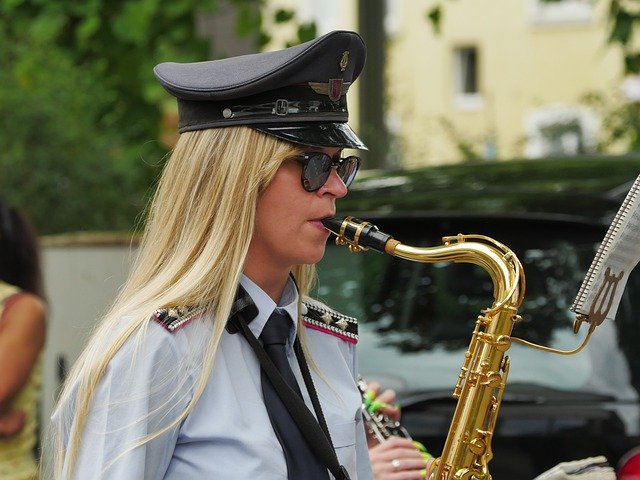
[301,299,358,344]
[152,305,206,333]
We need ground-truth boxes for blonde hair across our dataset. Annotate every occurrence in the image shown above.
[46,126,317,478]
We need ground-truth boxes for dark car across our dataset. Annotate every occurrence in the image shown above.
[315,156,640,480]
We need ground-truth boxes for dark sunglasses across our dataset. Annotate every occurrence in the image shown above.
[295,152,361,192]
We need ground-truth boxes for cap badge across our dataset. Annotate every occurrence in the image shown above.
[308,80,351,102]
[340,51,349,72]
[329,78,343,102]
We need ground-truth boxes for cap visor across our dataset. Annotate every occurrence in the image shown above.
[253,122,368,150]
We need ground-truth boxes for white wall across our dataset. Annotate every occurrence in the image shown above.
[40,235,137,442]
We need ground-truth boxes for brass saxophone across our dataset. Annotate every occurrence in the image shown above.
[322,216,598,480]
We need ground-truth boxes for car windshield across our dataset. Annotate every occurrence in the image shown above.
[316,219,640,402]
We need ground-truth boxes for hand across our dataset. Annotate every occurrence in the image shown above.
[369,382,401,422]
[369,436,434,479]
[0,409,26,437]
[363,381,402,448]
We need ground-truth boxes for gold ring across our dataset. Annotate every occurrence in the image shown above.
[391,458,401,471]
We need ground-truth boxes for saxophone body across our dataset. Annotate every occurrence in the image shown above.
[323,216,526,480]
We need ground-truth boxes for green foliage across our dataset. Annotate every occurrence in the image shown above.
[0,0,316,234]
[425,5,442,34]
[607,0,640,74]
[0,0,233,234]
[584,91,640,152]
[232,0,263,41]
[296,22,317,44]
[0,40,154,234]
[274,8,295,23]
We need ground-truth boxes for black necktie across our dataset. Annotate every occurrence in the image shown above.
[260,309,329,479]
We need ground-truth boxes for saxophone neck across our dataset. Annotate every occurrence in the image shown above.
[323,216,524,309]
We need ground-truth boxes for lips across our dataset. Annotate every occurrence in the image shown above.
[308,217,333,234]
[317,212,336,222]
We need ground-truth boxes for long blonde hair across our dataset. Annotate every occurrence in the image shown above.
[47,126,316,478]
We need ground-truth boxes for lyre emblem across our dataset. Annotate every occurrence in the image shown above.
[588,267,625,325]
[340,51,349,72]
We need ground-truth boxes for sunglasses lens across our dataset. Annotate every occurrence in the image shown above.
[302,153,333,191]
[337,156,360,187]
[299,153,361,191]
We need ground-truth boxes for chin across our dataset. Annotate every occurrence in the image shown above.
[298,245,327,265]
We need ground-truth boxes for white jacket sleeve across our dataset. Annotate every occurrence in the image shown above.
[59,321,196,480]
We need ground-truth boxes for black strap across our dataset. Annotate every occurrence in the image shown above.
[293,340,333,444]
[234,314,351,480]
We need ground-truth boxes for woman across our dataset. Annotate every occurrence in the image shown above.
[48,31,374,479]
[0,198,47,479]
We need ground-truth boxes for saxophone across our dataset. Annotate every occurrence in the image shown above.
[322,216,597,480]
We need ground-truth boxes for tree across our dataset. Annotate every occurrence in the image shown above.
[0,39,152,233]
[0,0,312,234]
[0,0,221,233]
[607,0,640,74]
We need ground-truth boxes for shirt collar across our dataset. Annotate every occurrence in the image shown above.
[239,274,299,347]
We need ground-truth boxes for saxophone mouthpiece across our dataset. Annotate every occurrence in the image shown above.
[320,216,344,234]
[321,216,395,253]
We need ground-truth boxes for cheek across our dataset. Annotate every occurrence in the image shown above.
[254,193,299,249]
[257,171,307,227]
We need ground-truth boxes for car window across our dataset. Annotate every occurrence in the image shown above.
[316,223,640,401]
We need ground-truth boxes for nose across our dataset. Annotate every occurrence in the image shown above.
[317,167,348,198]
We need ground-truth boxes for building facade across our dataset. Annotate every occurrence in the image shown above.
[265,0,624,166]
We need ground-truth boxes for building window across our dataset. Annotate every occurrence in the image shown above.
[453,46,484,110]
[455,47,478,94]
[529,0,595,25]
[524,105,599,158]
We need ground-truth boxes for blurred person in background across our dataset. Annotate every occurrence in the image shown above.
[0,196,47,480]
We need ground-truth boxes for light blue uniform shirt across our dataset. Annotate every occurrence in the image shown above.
[58,275,372,479]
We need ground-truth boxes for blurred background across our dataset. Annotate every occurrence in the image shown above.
[2,0,639,235]
[2,0,640,476]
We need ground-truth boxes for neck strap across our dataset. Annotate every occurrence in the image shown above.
[233,312,350,480]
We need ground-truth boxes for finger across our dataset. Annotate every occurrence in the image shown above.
[395,458,429,471]
[366,381,381,396]
[377,436,419,451]
[377,388,396,404]
[376,446,428,463]
[384,458,432,479]
[379,403,401,421]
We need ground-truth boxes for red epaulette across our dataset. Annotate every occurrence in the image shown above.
[301,299,358,344]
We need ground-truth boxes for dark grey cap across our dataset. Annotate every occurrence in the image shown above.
[154,30,367,149]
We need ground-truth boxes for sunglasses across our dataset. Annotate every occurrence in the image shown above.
[295,152,361,192]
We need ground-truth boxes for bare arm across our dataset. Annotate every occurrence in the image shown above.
[0,293,46,411]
